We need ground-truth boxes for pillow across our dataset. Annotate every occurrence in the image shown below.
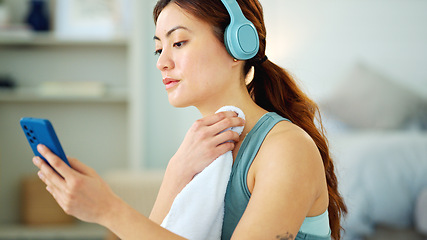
[337,132,427,238]
[320,63,427,130]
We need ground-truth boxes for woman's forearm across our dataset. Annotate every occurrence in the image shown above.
[149,156,193,224]
[149,181,180,224]
[103,194,186,240]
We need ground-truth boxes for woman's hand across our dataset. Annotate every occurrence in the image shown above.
[170,111,245,180]
[32,144,120,226]
[150,111,245,224]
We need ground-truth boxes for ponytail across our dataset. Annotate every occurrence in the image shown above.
[246,59,348,240]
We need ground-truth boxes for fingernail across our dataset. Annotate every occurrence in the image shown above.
[37,144,45,151]
[38,171,44,179]
[33,157,40,165]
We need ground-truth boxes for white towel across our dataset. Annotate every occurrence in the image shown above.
[161,106,245,240]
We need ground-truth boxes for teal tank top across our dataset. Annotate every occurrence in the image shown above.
[221,112,331,240]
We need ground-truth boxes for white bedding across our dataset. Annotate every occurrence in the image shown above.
[328,131,427,239]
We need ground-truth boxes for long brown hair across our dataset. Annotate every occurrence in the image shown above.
[153,1,347,239]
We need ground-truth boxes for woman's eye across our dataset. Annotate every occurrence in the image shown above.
[154,41,186,55]
[173,41,186,48]
[154,49,162,56]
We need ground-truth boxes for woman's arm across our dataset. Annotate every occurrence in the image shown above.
[149,111,245,223]
[231,123,328,240]
[33,145,186,240]
[32,111,244,238]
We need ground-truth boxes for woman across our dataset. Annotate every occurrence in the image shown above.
[33,0,346,239]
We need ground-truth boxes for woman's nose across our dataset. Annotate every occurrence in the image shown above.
[156,50,174,71]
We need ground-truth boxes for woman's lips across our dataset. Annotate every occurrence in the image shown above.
[163,78,180,90]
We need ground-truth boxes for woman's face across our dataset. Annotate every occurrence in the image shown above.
[154,3,238,110]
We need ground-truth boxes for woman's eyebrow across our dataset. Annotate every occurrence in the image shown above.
[153,26,191,41]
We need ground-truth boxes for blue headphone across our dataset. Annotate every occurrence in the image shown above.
[221,0,259,60]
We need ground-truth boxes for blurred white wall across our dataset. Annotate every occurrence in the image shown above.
[263,0,427,100]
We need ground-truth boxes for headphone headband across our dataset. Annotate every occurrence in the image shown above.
[221,0,259,60]
[221,0,245,24]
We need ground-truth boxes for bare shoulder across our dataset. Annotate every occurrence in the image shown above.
[267,120,314,146]
[258,120,321,166]
[249,120,325,195]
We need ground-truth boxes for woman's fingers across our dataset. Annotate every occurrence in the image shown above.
[67,157,95,176]
[215,141,235,156]
[33,156,65,187]
[194,111,245,136]
[214,130,241,145]
[45,179,65,203]
[37,144,74,179]
[192,111,245,150]
[197,111,238,127]
[204,130,239,158]
[209,113,245,135]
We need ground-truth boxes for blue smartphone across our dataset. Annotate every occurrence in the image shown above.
[20,117,71,167]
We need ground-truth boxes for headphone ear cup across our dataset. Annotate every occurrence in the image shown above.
[224,20,259,60]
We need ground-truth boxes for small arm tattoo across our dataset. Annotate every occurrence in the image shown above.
[276,232,294,240]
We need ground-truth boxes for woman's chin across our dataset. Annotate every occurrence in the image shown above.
[168,97,189,108]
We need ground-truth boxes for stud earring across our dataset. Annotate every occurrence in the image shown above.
[233,59,238,62]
